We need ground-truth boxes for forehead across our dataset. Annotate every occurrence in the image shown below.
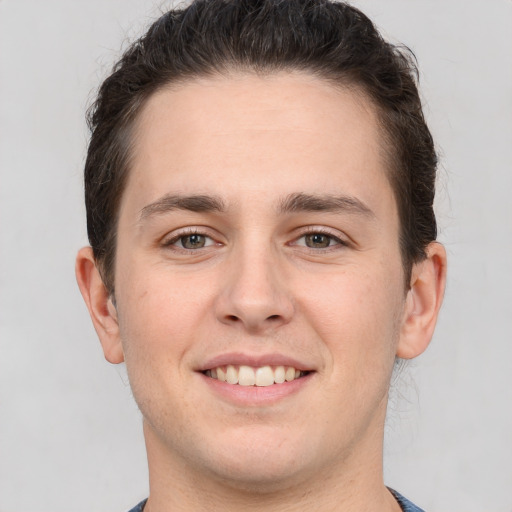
[123,71,395,219]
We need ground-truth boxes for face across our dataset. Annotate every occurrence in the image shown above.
[111,73,410,487]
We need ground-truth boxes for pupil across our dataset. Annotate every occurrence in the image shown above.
[183,234,205,248]
[306,233,330,248]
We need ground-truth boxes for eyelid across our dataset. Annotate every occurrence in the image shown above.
[161,226,220,250]
[290,226,349,249]
[159,225,350,252]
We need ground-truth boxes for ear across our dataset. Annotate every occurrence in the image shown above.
[396,242,447,359]
[75,247,124,364]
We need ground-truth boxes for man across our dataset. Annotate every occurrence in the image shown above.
[76,1,446,510]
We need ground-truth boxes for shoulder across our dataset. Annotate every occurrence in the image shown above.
[389,488,426,512]
[126,499,148,512]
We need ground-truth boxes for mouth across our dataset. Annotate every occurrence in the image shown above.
[203,365,311,387]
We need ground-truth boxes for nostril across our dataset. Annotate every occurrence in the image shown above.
[226,315,239,322]
[267,315,281,321]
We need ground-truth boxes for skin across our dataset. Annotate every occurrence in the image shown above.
[76,72,446,511]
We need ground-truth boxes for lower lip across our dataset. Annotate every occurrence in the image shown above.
[198,372,314,406]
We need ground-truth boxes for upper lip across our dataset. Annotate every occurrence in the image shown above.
[197,352,314,372]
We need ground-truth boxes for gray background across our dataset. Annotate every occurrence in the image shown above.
[1,1,511,511]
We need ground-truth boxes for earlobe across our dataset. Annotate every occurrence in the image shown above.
[75,247,124,364]
[396,242,447,359]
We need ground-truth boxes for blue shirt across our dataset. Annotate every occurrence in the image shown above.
[389,488,426,511]
[127,489,425,511]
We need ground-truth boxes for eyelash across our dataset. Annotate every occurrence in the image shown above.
[161,227,348,253]
[291,228,348,251]
[161,228,217,251]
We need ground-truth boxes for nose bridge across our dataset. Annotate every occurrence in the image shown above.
[215,235,294,332]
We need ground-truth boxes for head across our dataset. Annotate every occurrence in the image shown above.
[84,0,437,296]
[76,0,446,502]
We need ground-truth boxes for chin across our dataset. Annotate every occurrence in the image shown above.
[206,457,306,493]
[196,427,321,491]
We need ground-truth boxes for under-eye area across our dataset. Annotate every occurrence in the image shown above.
[203,365,312,387]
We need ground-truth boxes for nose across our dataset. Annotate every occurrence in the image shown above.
[214,244,294,334]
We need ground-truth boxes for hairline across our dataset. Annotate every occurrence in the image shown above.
[98,68,415,295]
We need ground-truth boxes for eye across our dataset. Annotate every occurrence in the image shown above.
[167,232,216,250]
[294,231,344,249]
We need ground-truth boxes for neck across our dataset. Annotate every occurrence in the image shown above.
[141,412,401,512]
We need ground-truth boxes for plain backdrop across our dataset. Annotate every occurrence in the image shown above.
[1,1,511,511]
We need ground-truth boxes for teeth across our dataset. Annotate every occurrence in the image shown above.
[206,365,307,386]
[255,366,274,387]
[239,365,256,386]
[226,365,238,385]
[285,367,295,382]
[217,367,227,382]
[274,366,286,384]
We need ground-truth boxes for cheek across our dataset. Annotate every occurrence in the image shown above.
[298,263,404,365]
[120,280,206,341]
[114,273,209,421]
[113,262,216,374]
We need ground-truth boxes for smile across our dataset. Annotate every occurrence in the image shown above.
[204,365,309,386]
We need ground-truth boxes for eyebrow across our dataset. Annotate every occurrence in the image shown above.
[139,191,375,221]
[139,194,227,220]
[278,192,375,218]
